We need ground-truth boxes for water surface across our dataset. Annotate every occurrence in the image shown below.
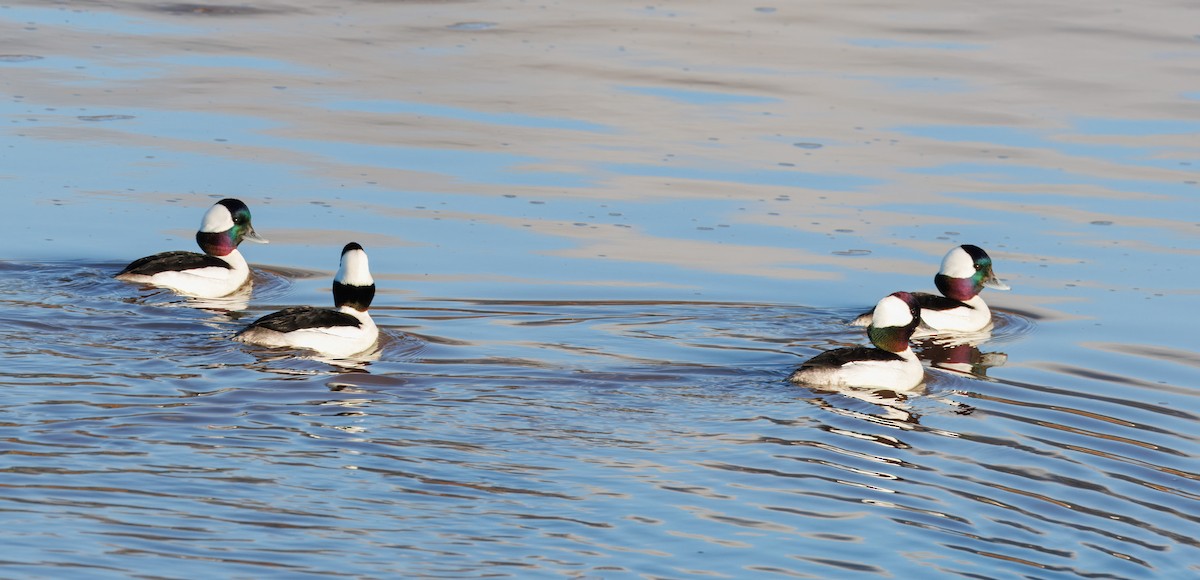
[2,1,1198,578]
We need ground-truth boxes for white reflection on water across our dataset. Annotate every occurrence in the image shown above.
[2,0,1199,577]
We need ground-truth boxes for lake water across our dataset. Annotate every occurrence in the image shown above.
[2,1,1198,578]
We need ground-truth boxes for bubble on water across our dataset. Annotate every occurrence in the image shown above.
[78,115,135,122]
[447,22,498,31]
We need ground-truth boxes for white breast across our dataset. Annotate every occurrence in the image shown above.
[919,295,993,332]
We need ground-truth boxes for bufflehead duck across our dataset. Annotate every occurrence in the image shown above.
[115,198,268,298]
[792,291,924,390]
[852,245,1009,332]
[234,242,379,358]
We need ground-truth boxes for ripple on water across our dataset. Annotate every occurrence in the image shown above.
[0,262,1195,578]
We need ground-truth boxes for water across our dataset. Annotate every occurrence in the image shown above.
[2,1,1198,578]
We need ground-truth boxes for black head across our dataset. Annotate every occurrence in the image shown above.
[866,291,921,353]
[934,244,1007,300]
[196,198,267,256]
[332,242,375,312]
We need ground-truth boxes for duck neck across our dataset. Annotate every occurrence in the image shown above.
[197,230,236,256]
[338,304,375,327]
[935,274,979,302]
[334,282,375,313]
[868,324,914,354]
[961,294,989,314]
[216,248,247,271]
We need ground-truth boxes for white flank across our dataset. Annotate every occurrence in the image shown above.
[791,349,923,391]
[199,203,235,233]
[939,246,976,278]
[917,295,993,333]
[871,295,913,328]
[237,309,378,358]
[120,250,250,298]
[336,248,374,286]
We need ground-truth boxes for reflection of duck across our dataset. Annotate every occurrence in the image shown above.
[178,283,252,312]
[852,245,1009,333]
[244,347,382,374]
[116,198,268,298]
[791,292,924,391]
[820,387,921,426]
[234,243,379,358]
[918,338,1007,378]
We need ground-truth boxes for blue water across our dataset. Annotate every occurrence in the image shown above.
[2,1,1198,578]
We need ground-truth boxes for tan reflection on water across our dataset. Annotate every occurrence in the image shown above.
[8,2,1193,195]
[1085,341,1200,370]
[0,1,1190,314]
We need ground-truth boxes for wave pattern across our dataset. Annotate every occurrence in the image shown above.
[1,263,1195,578]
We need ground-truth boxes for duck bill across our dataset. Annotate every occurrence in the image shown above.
[982,270,1009,291]
[242,225,269,244]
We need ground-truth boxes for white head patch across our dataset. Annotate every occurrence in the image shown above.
[872,295,914,328]
[199,203,235,233]
[336,248,374,286]
[939,246,976,278]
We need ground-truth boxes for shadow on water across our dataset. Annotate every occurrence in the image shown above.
[2,260,1195,578]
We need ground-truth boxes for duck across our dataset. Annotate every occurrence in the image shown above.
[791,291,924,390]
[115,198,267,298]
[852,244,1009,333]
[233,242,379,358]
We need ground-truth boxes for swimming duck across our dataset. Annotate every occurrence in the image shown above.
[234,242,379,357]
[852,244,1008,332]
[115,198,267,298]
[792,291,924,390]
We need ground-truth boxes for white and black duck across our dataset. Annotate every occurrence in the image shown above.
[115,198,267,298]
[852,244,1009,333]
[793,291,925,390]
[234,242,379,358]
